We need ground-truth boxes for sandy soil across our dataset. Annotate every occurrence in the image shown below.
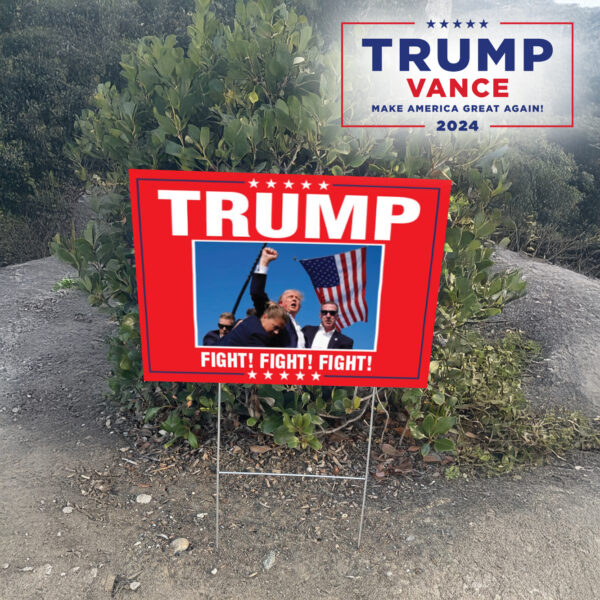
[0,253,599,600]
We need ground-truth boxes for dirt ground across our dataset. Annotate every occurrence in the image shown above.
[1,254,599,600]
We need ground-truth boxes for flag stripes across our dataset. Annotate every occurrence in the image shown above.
[299,247,368,330]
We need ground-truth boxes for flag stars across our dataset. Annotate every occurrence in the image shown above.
[312,372,321,381]
[479,19,488,28]
[296,372,305,381]
[264,371,273,380]
[248,371,257,379]
[453,19,461,28]
[280,371,289,380]
[249,179,258,188]
[319,181,329,190]
[266,179,276,189]
[301,180,311,190]
[440,19,448,28]
[284,180,293,189]
[427,19,435,28]
[466,19,475,28]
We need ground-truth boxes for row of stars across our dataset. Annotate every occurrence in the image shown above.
[427,19,488,28]
[248,178,329,190]
[247,370,321,381]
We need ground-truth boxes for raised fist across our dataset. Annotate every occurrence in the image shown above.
[260,247,278,266]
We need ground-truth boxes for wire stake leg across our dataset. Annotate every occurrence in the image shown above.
[357,387,376,549]
[215,382,222,550]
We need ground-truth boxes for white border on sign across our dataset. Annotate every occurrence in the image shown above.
[191,239,386,352]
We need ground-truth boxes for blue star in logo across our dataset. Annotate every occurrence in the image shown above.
[453,19,461,28]
[466,19,475,28]
[440,19,448,28]
[480,19,488,28]
[427,19,435,28]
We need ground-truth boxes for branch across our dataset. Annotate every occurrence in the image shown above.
[316,399,370,437]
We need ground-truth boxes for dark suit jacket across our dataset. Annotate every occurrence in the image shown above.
[202,330,221,346]
[302,325,354,349]
[218,315,290,348]
[250,272,298,347]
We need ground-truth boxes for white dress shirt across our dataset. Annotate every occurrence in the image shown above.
[311,325,334,350]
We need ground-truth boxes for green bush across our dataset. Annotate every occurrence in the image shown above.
[0,0,197,265]
[53,0,529,458]
[490,134,600,276]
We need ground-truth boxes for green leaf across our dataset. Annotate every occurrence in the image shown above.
[144,406,162,422]
[308,437,322,451]
[187,431,199,449]
[420,442,431,456]
[165,140,182,156]
[200,126,210,148]
[433,416,455,436]
[246,417,258,427]
[248,90,259,104]
[433,438,455,453]
[421,413,435,437]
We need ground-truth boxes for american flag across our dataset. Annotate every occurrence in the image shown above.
[299,248,368,329]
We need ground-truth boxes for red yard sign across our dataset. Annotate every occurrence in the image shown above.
[129,170,450,387]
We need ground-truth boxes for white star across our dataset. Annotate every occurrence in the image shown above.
[312,372,320,381]
[264,371,273,380]
[248,371,257,379]
[301,180,311,190]
[249,179,258,188]
[319,181,329,190]
[284,180,293,189]
[266,179,276,188]
[296,371,304,380]
[281,371,289,380]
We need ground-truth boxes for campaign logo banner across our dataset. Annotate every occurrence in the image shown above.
[129,170,451,387]
[341,20,573,129]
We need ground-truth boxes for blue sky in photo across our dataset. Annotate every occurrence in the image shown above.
[193,241,383,350]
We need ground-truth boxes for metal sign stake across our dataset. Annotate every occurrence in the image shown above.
[214,384,376,550]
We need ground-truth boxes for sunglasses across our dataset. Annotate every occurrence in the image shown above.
[218,323,233,330]
[320,310,338,316]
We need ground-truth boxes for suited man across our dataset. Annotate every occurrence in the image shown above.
[251,247,306,348]
[218,304,290,347]
[303,302,354,350]
[202,312,235,346]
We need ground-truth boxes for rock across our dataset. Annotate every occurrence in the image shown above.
[170,537,190,554]
[2,563,9,569]
[130,581,141,591]
[44,564,52,575]
[105,419,111,428]
[89,567,98,579]
[11,407,20,413]
[62,506,73,514]
[104,574,116,593]
[210,568,218,575]
[158,429,167,436]
[262,550,276,571]
[196,513,208,519]
[136,494,152,504]
[21,567,34,572]
[406,535,415,542]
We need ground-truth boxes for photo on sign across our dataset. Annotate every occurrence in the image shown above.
[129,168,450,387]
[193,242,383,351]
